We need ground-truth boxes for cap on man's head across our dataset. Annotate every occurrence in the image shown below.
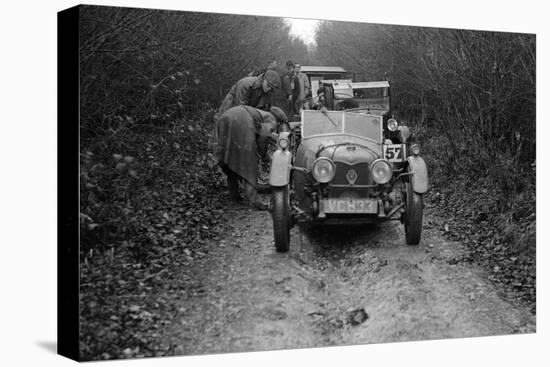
[269,106,287,123]
[295,63,301,68]
[263,70,281,89]
[286,60,294,68]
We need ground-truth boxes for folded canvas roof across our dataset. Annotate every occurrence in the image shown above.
[332,81,390,89]
[300,66,347,73]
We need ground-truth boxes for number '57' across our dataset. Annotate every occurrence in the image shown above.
[385,146,403,160]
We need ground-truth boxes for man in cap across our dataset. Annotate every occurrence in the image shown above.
[294,63,310,114]
[282,60,301,117]
[212,105,288,209]
[216,70,281,119]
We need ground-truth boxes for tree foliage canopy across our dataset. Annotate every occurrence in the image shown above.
[80,6,309,136]
[314,21,535,166]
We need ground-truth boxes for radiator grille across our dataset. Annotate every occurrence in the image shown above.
[332,162,371,186]
[329,162,374,198]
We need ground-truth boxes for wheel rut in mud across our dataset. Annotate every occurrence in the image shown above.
[164,200,535,355]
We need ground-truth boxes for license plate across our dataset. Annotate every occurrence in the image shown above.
[323,198,378,214]
[383,144,406,162]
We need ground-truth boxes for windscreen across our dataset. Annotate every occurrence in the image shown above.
[333,87,353,99]
[302,110,382,141]
[345,113,382,141]
[351,87,389,109]
[302,110,343,137]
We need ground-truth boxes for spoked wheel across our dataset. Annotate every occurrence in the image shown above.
[272,186,290,252]
[403,182,423,245]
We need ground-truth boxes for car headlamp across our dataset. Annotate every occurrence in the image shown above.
[279,136,289,150]
[410,144,420,156]
[312,157,335,183]
[370,159,393,184]
[387,118,399,132]
[398,125,411,143]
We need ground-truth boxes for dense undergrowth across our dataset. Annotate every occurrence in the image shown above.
[79,112,233,359]
[413,123,536,312]
[78,112,536,360]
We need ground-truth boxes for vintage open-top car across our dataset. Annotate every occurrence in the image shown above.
[300,65,350,97]
[332,81,390,112]
[268,84,428,252]
[315,80,391,114]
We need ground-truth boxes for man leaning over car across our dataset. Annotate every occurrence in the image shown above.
[215,70,282,119]
[212,105,287,210]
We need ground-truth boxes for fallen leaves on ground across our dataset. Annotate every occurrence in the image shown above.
[426,176,535,313]
[79,114,231,360]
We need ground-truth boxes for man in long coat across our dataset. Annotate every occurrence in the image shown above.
[281,60,300,117]
[212,105,287,208]
[216,70,282,119]
[294,63,310,113]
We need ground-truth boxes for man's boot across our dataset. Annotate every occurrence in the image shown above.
[244,181,266,210]
[227,171,242,201]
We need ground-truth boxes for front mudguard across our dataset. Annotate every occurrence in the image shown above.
[269,149,292,187]
[269,132,292,187]
[407,156,429,194]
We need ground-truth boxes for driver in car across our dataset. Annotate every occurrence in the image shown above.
[309,86,329,111]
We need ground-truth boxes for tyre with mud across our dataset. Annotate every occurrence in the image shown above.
[272,186,290,252]
[403,182,423,245]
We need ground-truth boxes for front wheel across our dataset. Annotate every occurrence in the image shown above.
[272,186,290,252]
[404,182,423,245]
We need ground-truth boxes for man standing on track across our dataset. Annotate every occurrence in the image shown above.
[294,63,310,115]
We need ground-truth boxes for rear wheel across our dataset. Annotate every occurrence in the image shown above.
[404,182,423,245]
[272,186,290,252]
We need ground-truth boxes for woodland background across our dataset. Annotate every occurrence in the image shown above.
[78,5,535,359]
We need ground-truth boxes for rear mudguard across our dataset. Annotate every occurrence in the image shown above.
[407,156,429,194]
[269,132,292,187]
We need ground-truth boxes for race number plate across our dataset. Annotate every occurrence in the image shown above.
[383,144,406,162]
[323,198,378,214]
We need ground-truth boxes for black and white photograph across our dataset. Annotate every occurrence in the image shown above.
[60,3,539,361]
[3,1,548,366]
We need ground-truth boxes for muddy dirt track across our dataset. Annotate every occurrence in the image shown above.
[163,197,535,355]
